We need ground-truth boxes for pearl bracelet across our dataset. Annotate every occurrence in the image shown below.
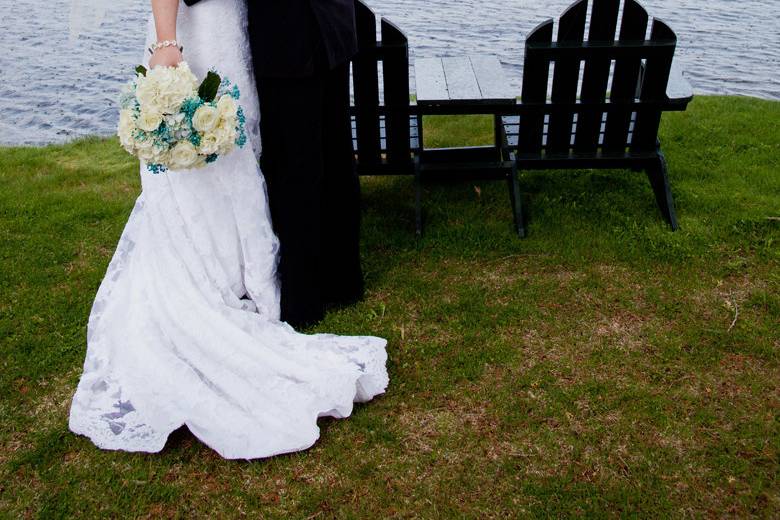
[149,40,183,54]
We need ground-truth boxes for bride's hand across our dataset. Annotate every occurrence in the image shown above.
[149,46,183,69]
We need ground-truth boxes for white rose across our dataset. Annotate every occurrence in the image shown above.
[169,141,200,170]
[198,133,220,155]
[217,116,237,137]
[136,146,156,163]
[137,110,163,132]
[215,125,237,155]
[118,108,134,132]
[146,148,170,166]
[117,109,136,150]
[134,138,167,163]
[192,105,220,133]
[191,155,208,170]
[216,95,238,119]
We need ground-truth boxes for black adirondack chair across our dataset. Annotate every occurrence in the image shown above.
[502,0,693,237]
[350,0,423,231]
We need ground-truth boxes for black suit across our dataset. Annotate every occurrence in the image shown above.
[184,0,363,327]
[183,0,358,78]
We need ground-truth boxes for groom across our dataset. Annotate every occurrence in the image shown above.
[185,0,364,328]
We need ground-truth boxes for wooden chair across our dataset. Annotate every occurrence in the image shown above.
[501,0,694,237]
[350,0,423,233]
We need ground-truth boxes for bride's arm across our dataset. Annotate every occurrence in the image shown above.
[149,0,183,68]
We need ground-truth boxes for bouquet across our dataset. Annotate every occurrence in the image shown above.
[117,62,247,173]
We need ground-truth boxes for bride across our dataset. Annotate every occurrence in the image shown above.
[68,0,389,460]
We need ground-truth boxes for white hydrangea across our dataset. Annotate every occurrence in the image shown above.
[135,62,198,115]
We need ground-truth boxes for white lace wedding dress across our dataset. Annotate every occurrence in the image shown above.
[68,0,388,460]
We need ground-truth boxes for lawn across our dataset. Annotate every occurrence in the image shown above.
[1,96,778,517]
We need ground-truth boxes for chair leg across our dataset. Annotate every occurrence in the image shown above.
[414,164,423,237]
[646,153,679,230]
[508,164,526,238]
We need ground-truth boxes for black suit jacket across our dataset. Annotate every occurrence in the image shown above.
[183,0,358,78]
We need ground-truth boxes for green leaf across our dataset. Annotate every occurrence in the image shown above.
[135,65,147,76]
[198,71,221,102]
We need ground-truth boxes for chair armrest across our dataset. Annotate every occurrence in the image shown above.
[666,59,694,106]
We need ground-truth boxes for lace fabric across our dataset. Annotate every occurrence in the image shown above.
[69,0,388,460]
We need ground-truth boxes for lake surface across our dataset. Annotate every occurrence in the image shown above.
[2,0,778,146]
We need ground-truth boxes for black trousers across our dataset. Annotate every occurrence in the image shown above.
[257,62,363,328]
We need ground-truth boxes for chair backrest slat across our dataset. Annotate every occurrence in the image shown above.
[630,19,676,152]
[351,0,412,168]
[381,19,412,165]
[517,0,678,158]
[546,0,587,154]
[518,19,554,155]
[352,0,381,165]
[574,0,620,153]
[603,0,648,152]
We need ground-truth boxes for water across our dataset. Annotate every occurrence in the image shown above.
[1,0,778,146]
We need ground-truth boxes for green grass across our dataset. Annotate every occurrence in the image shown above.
[1,96,779,517]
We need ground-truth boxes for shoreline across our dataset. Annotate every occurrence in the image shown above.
[2,95,778,151]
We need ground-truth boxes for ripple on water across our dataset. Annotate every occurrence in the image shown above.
[3,0,778,146]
